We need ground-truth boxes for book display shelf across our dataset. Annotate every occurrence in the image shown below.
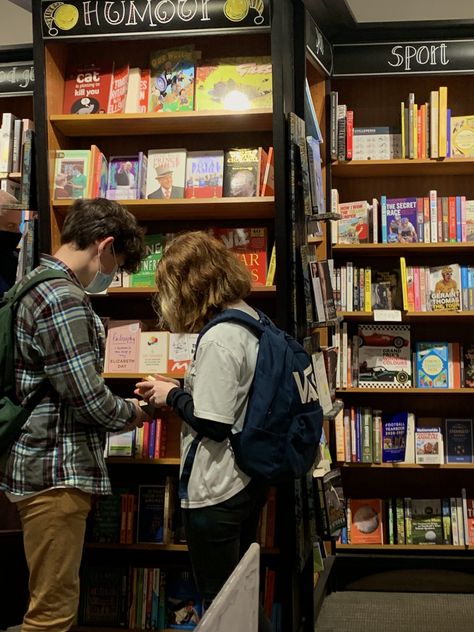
[322,30,474,595]
[30,0,307,630]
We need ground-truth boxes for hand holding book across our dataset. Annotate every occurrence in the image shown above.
[134,373,180,411]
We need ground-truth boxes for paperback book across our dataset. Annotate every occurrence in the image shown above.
[428,264,461,311]
[349,498,384,544]
[146,149,186,199]
[415,342,449,388]
[411,499,443,544]
[106,153,147,200]
[444,418,474,464]
[63,62,113,114]
[337,200,370,244]
[382,197,418,244]
[53,149,91,200]
[223,148,260,197]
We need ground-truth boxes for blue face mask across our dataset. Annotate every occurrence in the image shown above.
[85,245,118,294]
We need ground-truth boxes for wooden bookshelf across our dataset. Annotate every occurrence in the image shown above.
[84,542,187,552]
[332,243,474,257]
[332,158,474,178]
[337,544,468,551]
[337,388,473,395]
[105,457,181,466]
[339,463,474,469]
[339,310,474,321]
[99,285,276,297]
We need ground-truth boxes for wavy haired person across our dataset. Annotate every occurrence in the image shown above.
[135,231,272,632]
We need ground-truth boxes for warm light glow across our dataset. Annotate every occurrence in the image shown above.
[222,90,251,111]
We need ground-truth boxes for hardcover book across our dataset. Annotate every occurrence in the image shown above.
[428,264,461,311]
[166,569,202,629]
[450,115,474,157]
[313,467,346,537]
[463,343,474,387]
[53,149,91,200]
[106,153,147,200]
[415,428,444,464]
[444,418,474,464]
[349,498,384,544]
[136,484,166,543]
[107,65,129,114]
[411,499,443,544]
[149,46,198,112]
[129,234,166,287]
[371,269,402,311]
[146,149,186,199]
[138,331,169,375]
[63,62,113,114]
[223,148,260,197]
[210,227,268,286]
[415,342,449,388]
[79,566,127,625]
[184,151,224,198]
[357,325,411,388]
[195,56,272,111]
[353,126,402,160]
[168,333,198,377]
[382,411,408,462]
[104,320,141,374]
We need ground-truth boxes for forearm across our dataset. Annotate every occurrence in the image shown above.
[166,387,231,442]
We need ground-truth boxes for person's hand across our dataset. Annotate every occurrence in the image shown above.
[126,398,152,429]
[134,375,178,408]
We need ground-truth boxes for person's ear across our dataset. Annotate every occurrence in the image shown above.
[97,236,114,255]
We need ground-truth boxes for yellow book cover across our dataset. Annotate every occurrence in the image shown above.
[364,267,372,312]
[400,101,405,160]
[438,86,448,158]
[400,256,408,310]
[430,90,439,158]
[195,56,272,111]
[265,242,276,286]
[451,115,474,157]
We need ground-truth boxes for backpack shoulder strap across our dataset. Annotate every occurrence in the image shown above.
[197,308,267,352]
[10,269,71,305]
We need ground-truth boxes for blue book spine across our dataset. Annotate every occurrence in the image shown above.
[461,265,469,310]
[381,195,387,242]
[148,419,157,459]
[456,196,462,242]
[447,108,451,157]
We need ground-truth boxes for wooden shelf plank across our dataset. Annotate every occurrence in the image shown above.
[332,158,474,178]
[338,462,474,469]
[98,285,276,297]
[103,373,179,380]
[339,310,474,321]
[337,388,473,394]
[84,542,187,552]
[336,544,469,551]
[53,197,275,220]
[50,109,273,137]
[105,457,180,466]
[332,243,474,256]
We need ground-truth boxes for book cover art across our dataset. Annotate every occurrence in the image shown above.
[317,260,337,321]
[337,200,370,244]
[146,149,186,199]
[313,467,346,536]
[349,498,384,544]
[428,264,461,311]
[415,428,444,464]
[184,151,224,198]
[168,333,198,377]
[306,136,325,214]
[106,430,135,457]
[411,499,443,544]
[384,197,418,243]
[106,155,140,200]
[167,569,202,629]
[139,68,150,113]
[451,115,474,157]
[63,62,113,114]
[79,566,128,625]
[210,227,267,286]
[415,342,449,388]
[353,126,402,160]
[149,47,198,113]
[53,149,91,199]
[358,325,411,388]
[463,343,474,387]
[445,419,474,464]
[382,411,408,462]
[107,65,129,114]
[195,56,272,111]
[465,200,474,242]
[105,320,142,374]
[138,331,169,375]
[129,234,166,287]
[371,269,402,310]
[136,485,166,543]
[223,148,260,197]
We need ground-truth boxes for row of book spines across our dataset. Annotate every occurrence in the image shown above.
[404,265,474,312]
[108,491,174,546]
[340,494,474,546]
[401,89,450,159]
[0,113,34,174]
[107,418,167,460]
[128,566,166,630]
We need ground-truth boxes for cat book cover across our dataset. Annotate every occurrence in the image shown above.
[209,227,268,286]
[384,197,418,243]
[185,151,224,198]
[195,56,272,111]
[223,148,260,197]
[415,342,449,388]
[146,149,186,199]
[429,264,461,311]
[63,62,113,114]
[53,149,91,200]
[349,498,384,544]
[149,47,198,112]
[357,325,411,388]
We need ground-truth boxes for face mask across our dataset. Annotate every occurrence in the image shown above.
[0,230,21,252]
[85,245,118,294]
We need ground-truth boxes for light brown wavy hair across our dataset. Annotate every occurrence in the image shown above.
[154,231,252,332]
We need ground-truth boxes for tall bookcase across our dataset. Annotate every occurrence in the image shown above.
[30,1,314,630]
[323,36,474,591]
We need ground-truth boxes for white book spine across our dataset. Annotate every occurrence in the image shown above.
[429,190,438,243]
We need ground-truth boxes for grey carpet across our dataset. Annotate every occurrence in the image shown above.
[316,591,474,632]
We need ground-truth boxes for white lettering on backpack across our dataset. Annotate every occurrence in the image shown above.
[293,366,319,404]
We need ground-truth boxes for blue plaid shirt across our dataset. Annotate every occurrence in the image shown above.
[0,255,135,496]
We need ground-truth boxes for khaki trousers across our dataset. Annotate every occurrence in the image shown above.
[16,488,92,632]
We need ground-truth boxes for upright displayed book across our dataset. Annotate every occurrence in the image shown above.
[104,320,142,374]
[411,499,443,544]
[62,62,113,114]
[195,57,272,111]
[106,153,147,200]
[136,485,166,543]
[223,148,260,197]
[358,325,411,388]
[149,46,198,112]
[210,226,268,285]
[146,149,186,199]
[428,264,461,311]
[184,151,224,198]
[415,342,449,388]
[382,197,418,244]
[53,149,91,199]
[127,234,166,287]
[444,419,474,464]
[168,334,198,377]
[107,65,130,114]
[349,498,384,544]
[337,200,370,244]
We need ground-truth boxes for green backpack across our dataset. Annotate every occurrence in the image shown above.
[0,269,69,453]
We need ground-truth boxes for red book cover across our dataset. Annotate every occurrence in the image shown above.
[346,110,353,160]
[107,65,130,114]
[260,146,274,197]
[63,62,113,114]
[141,422,150,459]
[467,499,474,545]
[139,69,150,113]
[153,418,163,459]
[448,196,457,242]
[210,227,268,286]
[349,498,384,544]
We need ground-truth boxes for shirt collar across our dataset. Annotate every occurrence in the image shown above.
[40,254,82,288]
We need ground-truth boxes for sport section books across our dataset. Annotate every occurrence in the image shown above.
[357,325,411,389]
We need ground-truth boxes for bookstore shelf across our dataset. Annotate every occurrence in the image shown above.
[72,627,175,632]
[332,158,474,178]
[337,544,469,551]
[100,285,276,297]
[105,457,180,466]
[339,463,474,470]
[50,109,273,137]
[85,542,187,552]
[337,388,473,395]
[53,197,275,221]
[103,373,178,381]
[332,243,474,257]
[339,311,474,321]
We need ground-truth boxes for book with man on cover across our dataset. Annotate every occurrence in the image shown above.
[223,148,260,197]
[195,56,272,111]
[106,153,147,200]
[382,196,418,243]
[210,227,267,286]
[53,149,91,200]
[184,151,224,198]
[358,324,411,389]
[149,46,198,112]
[63,62,113,114]
[337,200,370,244]
[146,149,186,199]
[428,264,462,311]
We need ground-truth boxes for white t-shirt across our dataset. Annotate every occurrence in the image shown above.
[180,301,259,509]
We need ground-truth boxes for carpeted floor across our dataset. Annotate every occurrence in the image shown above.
[316,591,474,632]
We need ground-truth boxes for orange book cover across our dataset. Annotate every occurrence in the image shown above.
[210,226,268,285]
[167,333,198,377]
[349,498,384,544]
[261,146,274,196]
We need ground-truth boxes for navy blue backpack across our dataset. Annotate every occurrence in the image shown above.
[195,308,323,483]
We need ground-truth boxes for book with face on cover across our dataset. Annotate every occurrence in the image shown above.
[146,149,186,199]
[223,148,260,198]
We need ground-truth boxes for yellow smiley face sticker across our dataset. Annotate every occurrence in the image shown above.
[224,0,249,22]
[54,4,79,31]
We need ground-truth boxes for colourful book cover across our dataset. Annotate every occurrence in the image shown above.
[357,324,411,388]
[166,569,202,629]
[416,342,449,388]
[428,264,461,311]
[371,269,402,310]
[411,499,443,544]
[337,200,370,244]
[129,234,166,288]
[210,226,268,286]
[138,331,169,375]
[53,149,91,199]
[385,197,418,243]
[223,148,260,197]
[63,62,113,114]
[107,65,129,114]
[106,155,140,200]
[104,320,142,374]
[168,333,198,377]
[136,484,166,543]
[382,411,408,462]
[260,146,275,197]
[149,47,198,112]
[139,68,150,113]
[463,343,474,387]
[349,498,384,544]
[415,428,444,464]
[451,115,474,157]
[184,151,224,198]
[444,418,474,464]
[195,56,272,111]
[146,149,186,199]
[465,200,474,241]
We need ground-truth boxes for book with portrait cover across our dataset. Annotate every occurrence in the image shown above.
[428,264,461,311]
[53,149,91,200]
[184,151,224,198]
[195,56,272,111]
[209,227,268,286]
[337,200,370,244]
[382,196,418,244]
[146,149,186,199]
[349,498,384,544]
[106,153,147,200]
[223,148,260,197]
[63,62,113,114]
[149,46,198,113]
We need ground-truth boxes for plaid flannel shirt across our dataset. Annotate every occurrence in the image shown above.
[0,255,135,496]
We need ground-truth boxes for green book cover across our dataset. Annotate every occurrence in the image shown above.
[404,497,413,544]
[396,498,406,544]
[411,499,443,544]
[129,234,165,287]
